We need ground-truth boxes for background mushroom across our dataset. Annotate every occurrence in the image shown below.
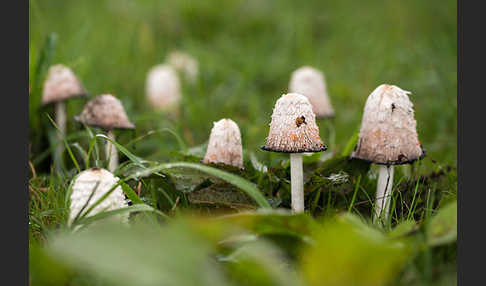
[351,84,425,222]
[288,66,334,119]
[166,51,199,83]
[202,118,244,169]
[75,94,135,172]
[262,93,327,212]
[69,167,128,226]
[42,64,87,170]
[145,64,181,111]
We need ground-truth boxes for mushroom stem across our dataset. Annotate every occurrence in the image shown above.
[290,153,304,213]
[374,165,395,223]
[54,101,66,171]
[105,130,118,172]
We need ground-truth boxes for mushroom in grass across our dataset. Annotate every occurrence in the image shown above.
[166,51,199,83]
[262,93,327,212]
[202,118,244,169]
[145,64,181,111]
[351,84,425,222]
[42,64,87,168]
[75,94,135,172]
[289,66,334,119]
[69,167,128,226]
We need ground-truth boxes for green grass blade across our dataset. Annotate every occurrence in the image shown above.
[46,114,81,173]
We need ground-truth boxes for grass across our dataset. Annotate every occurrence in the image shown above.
[29,0,457,285]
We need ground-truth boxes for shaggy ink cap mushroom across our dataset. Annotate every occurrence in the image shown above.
[202,118,244,169]
[69,167,128,225]
[166,51,199,82]
[289,66,334,118]
[351,84,425,165]
[262,93,327,153]
[145,64,181,110]
[75,94,135,131]
[42,64,87,105]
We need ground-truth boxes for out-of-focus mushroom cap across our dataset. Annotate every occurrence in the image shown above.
[289,66,334,118]
[42,64,87,105]
[145,64,181,110]
[75,94,135,130]
[202,118,244,169]
[351,84,425,165]
[166,51,199,82]
[262,93,327,153]
[69,167,128,225]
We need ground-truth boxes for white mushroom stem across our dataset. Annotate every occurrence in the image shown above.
[105,130,118,172]
[374,165,395,222]
[54,101,66,170]
[290,153,304,213]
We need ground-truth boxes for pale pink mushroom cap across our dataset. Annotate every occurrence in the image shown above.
[202,118,244,169]
[75,94,135,130]
[42,64,87,105]
[351,84,425,165]
[262,93,327,153]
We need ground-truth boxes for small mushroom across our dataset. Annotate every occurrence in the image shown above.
[262,93,327,212]
[69,167,128,226]
[145,64,181,110]
[289,66,334,119]
[351,84,425,222]
[202,118,244,169]
[166,51,199,83]
[75,94,135,172]
[42,64,87,168]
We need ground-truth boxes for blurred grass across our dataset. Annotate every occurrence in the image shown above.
[29,0,456,171]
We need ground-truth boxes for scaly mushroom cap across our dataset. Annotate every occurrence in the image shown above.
[166,51,199,82]
[76,94,135,130]
[145,64,181,110]
[351,84,425,165]
[42,64,87,105]
[202,118,244,169]
[289,66,334,118]
[69,168,128,225]
[262,93,327,153]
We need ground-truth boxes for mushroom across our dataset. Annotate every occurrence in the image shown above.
[202,118,244,169]
[351,84,425,222]
[166,51,199,83]
[289,66,334,119]
[69,167,128,225]
[75,94,135,172]
[261,93,327,212]
[145,64,181,111]
[42,64,87,167]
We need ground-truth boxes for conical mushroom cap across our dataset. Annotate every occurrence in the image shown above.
[69,168,128,225]
[76,94,135,130]
[42,64,87,105]
[351,84,425,165]
[289,66,334,118]
[145,64,181,110]
[202,118,244,169]
[262,93,327,153]
[166,51,199,83]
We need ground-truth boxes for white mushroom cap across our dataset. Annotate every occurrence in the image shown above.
[262,93,327,153]
[145,64,181,110]
[42,64,87,105]
[75,94,135,130]
[69,168,128,225]
[289,66,334,118]
[351,84,425,165]
[166,51,199,83]
[202,118,244,169]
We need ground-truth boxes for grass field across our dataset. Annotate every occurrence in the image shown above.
[29,0,457,285]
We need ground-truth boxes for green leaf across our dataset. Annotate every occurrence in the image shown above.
[426,200,457,246]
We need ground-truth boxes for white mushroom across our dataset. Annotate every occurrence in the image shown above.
[145,64,181,110]
[202,118,244,169]
[166,51,199,83]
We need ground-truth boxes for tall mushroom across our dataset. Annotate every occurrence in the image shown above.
[42,64,87,168]
[166,51,199,83]
[202,118,244,169]
[351,84,425,222]
[145,64,181,111]
[262,93,327,212]
[69,167,128,226]
[289,66,334,119]
[75,94,135,172]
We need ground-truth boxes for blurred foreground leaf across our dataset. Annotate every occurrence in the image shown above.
[426,200,457,246]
